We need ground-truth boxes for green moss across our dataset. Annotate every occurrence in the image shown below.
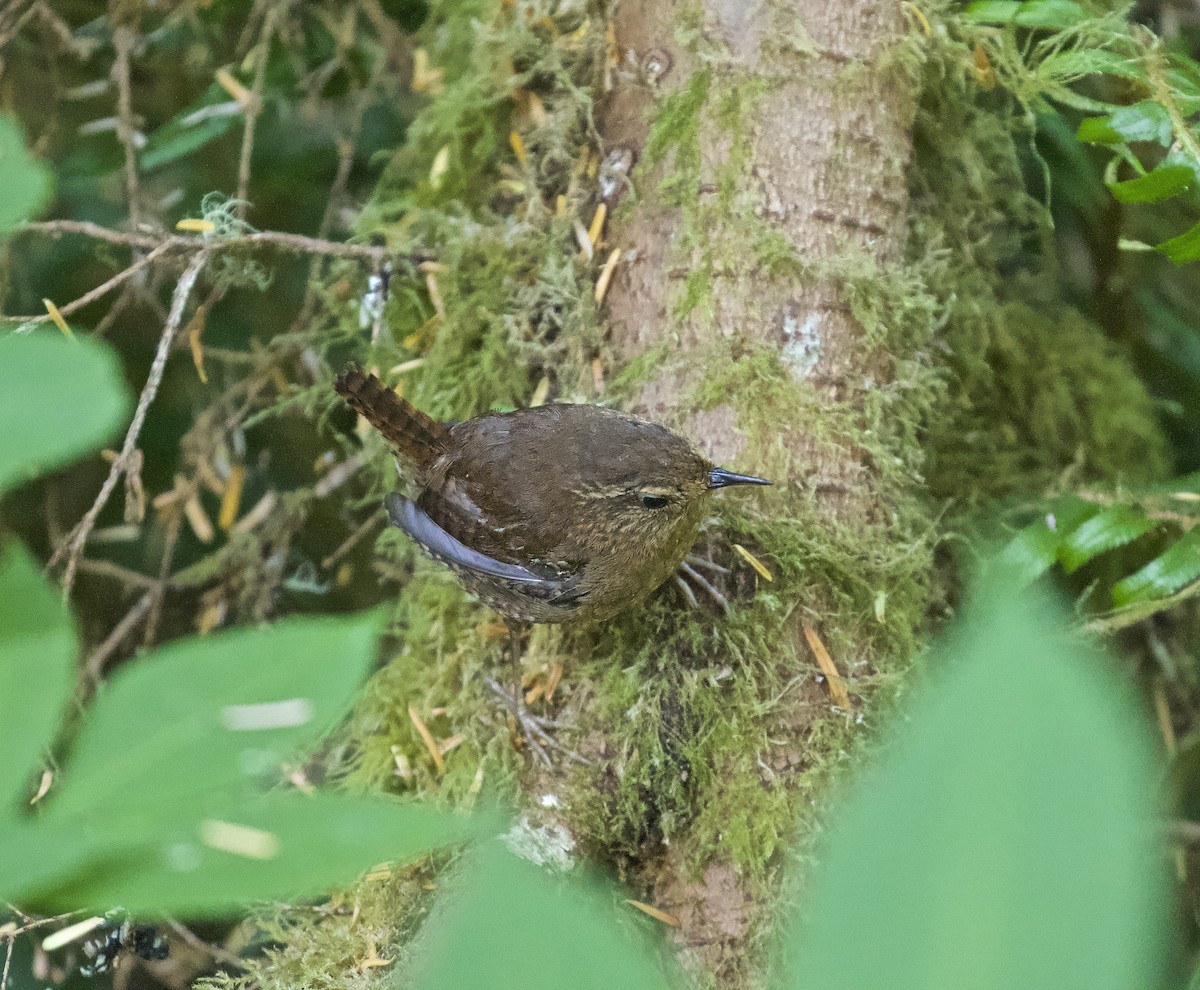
[907,19,1171,502]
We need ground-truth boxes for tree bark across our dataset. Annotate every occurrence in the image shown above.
[599,0,921,980]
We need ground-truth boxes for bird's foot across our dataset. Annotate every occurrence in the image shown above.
[676,555,732,615]
[483,676,591,767]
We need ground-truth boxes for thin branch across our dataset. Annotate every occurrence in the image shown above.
[10,239,173,327]
[313,454,365,498]
[143,510,181,646]
[51,251,209,595]
[82,589,154,685]
[235,4,279,220]
[15,220,412,259]
[164,919,246,969]
[2,225,427,323]
[112,26,141,229]
[321,511,383,570]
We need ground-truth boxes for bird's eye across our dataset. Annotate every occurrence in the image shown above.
[639,493,669,509]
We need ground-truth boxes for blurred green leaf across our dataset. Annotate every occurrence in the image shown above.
[1013,0,1089,28]
[1078,102,1173,146]
[0,115,51,234]
[997,518,1060,586]
[963,0,1022,21]
[1041,49,1143,83]
[1108,156,1194,204]
[1112,528,1200,605]
[140,85,242,172]
[410,843,673,990]
[47,792,489,916]
[0,545,75,816]
[0,334,130,495]
[784,585,1166,990]
[1057,506,1155,573]
[46,613,383,822]
[1156,217,1200,264]
[963,0,1089,28]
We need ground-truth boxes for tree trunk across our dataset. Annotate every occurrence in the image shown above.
[596,0,925,981]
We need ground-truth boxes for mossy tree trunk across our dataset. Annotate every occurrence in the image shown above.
[591,0,927,982]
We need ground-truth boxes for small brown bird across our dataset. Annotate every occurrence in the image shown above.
[334,365,769,760]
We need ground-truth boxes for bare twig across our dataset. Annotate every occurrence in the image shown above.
[321,511,383,570]
[11,239,173,327]
[82,589,154,684]
[164,919,246,969]
[143,510,182,646]
[112,26,141,229]
[2,227,423,324]
[313,454,365,498]
[235,4,279,220]
[51,251,209,594]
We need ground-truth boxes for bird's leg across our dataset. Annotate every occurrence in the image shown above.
[490,622,589,767]
[677,558,732,615]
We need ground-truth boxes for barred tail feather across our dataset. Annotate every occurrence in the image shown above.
[334,365,449,471]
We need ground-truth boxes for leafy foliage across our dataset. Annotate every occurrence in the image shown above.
[783,582,1167,990]
[996,478,1200,620]
[965,0,1200,261]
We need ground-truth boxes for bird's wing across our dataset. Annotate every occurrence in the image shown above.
[384,494,584,606]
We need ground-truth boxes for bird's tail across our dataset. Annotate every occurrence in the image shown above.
[334,365,449,472]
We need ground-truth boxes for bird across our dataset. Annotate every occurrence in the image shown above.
[333,365,770,762]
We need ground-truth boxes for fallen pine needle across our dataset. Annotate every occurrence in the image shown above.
[42,299,73,338]
[803,625,851,709]
[733,544,772,581]
[218,463,244,531]
[625,900,680,927]
[595,247,621,304]
[409,704,446,774]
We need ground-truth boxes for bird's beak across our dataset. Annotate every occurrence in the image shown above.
[708,466,772,489]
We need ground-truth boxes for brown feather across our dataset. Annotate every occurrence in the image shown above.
[333,366,449,473]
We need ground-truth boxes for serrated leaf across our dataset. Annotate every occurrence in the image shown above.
[0,334,130,495]
[46,612,382,822]
[0,116,52,235]
[0,545,75,816]
[1156,217,1200,264]
[1109,156,1194,204]
[784,585,1166,990]
[1078,101,1173,146]
[411,843,674,990]
[46,793,490,916]
[1112,528,1200,605]
[1058,506,1156,573]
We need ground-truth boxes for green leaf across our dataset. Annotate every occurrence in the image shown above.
[0,545,75,816]
[43,793,489,916]
[1112,528,1200,605]
[1013,0,1090,29]
[997,518,1060,586]
[140,97,241,173]
[1156,216,1200,264]
[1078,102,1173,146]
[0,116,51,235]
[410,843,673,990]
[0,334,130,494]
[46,612,382,822]
[1041,49,1144,83]
[1108,156,1194,204]
[784,585,1166,990]
[1057,506,1156,573]
[963,0,1021,21]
